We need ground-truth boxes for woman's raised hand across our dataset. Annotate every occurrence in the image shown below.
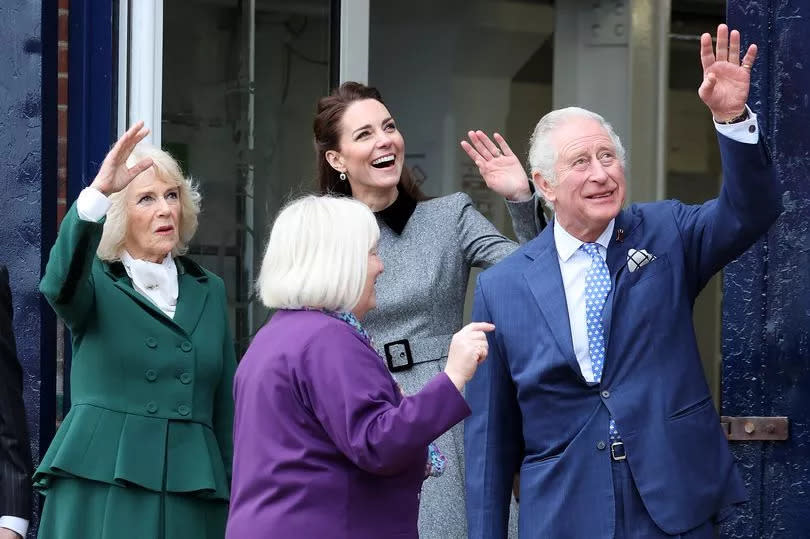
[460,131,531,202]
[444,322,495,391]
[89,121,154,196]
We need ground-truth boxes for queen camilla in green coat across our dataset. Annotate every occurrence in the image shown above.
[35,123,236,539]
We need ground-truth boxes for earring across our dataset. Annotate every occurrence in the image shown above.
[339,172,347,182]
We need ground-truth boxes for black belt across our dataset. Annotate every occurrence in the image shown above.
[611,441,626,461]
[378,335,453,372]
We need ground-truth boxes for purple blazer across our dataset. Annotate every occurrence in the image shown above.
[226,310,471,538]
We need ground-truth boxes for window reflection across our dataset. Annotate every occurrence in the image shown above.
[162,0,331,353]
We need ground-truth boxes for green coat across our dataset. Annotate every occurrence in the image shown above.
[35,203,236,527]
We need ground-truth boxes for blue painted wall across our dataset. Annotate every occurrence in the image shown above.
[722,1,810,537]
[62,0,115,414]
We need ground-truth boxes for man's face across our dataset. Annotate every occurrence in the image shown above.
[536,117,626,242]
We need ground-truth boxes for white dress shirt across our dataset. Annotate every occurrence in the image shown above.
[555,220,615,382]
[0,515,27,537]
[714,105,759,144]
[76,187,178,319]
[554,112,759,382]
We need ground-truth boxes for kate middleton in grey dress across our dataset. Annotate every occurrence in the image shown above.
[314,82,544,538]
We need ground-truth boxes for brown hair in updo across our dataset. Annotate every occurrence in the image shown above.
[313,81,427,201]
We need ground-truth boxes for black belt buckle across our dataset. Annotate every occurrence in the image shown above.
[384,339,413,372]
[610,441,626,461]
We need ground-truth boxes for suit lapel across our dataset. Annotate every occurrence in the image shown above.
[173,264,209,336]
[102,258,209,336]
[103,262,170,323]
[602,209,642,351]
[523,224,583,381]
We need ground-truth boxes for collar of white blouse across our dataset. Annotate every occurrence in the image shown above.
[120,250,178,317]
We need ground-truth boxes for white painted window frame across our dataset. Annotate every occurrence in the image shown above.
[116,1,128,138]
[119,0,366,140]
[117,0,164,145]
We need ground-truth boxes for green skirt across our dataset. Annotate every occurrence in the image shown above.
[37,476,227,539]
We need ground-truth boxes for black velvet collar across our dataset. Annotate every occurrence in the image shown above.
[375,186,417,235]
[105,255,207,281]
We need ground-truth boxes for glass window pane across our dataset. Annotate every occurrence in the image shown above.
[162,0,331,353]
[368,0,554,236]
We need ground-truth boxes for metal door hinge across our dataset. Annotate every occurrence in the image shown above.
[720,416,789,441]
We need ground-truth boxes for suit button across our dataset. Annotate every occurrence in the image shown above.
[145,337,157,349]
[597,440,606,450]
[601,390,611,399]
[178,404,190,416]
[145,369,157,382]
[146,401,158,414]
[179,372,192,385]
[180,341,192,352]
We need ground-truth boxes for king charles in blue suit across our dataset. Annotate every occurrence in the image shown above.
[465,25,782,539]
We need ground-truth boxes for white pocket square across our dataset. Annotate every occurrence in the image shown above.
[626,248,656,273]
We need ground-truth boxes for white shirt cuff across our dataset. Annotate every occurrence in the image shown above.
[76,186,112,222]
[714,105,759,144]
[0,516,28,538]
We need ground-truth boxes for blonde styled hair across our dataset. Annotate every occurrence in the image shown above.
[97,144,201,261]
[257,195,379,311]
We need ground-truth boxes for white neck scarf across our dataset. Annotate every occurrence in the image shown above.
[120,251,179,319]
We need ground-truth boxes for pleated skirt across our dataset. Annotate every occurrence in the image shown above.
[37,477,227,539]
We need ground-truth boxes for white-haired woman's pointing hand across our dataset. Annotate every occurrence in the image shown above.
[90,121,154,196]
[444,322,496,391]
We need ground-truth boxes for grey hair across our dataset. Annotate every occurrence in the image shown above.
[97,144,201,261]
[257,195,380,312]
[527,107,626,201]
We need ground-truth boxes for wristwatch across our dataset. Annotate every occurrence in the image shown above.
[718,108,750,124]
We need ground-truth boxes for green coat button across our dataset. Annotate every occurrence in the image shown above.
[180,341,192,352]
[178,404,190,416]
[145,337,157,348]
[179,372,192,384]
[146,401,158,414]
[145,369,157,382]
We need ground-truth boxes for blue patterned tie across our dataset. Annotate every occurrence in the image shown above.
[581,243,621,442]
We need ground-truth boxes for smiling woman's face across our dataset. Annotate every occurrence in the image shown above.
[124,168,182,263]
[328,98,405,196]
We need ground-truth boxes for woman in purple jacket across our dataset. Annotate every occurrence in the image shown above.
[226,195,493,539]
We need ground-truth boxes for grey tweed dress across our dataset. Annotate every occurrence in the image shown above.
[364,189,542,538]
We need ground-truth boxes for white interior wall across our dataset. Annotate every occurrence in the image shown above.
[368,20,459,197]
[368,1,552,221]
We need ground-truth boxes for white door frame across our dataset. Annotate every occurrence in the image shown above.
[117,0,164,145]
